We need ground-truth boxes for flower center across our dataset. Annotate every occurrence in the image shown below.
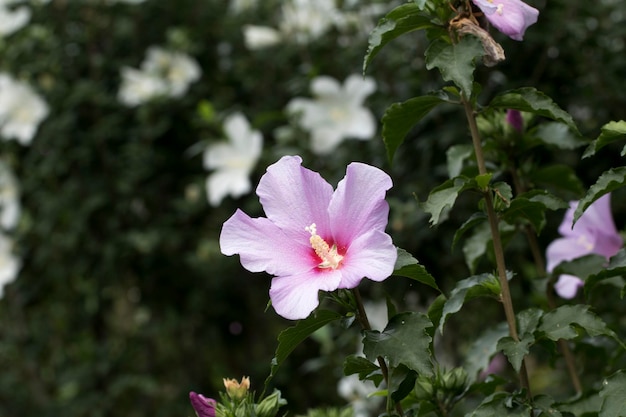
[305,223,343,269]
[576,235,594,251]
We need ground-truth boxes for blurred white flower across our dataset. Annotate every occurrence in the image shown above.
[230,0,257,13]
[203,113,262,206]
[338,374,382,417]
[0,73,49,145]
[286,74,376,154]
[118,47,201,106]
[141,47,201,98]
[0,160,20,230]
[0,233,20,298]
[118,67,168,107]
[0,0,30,37]
[242,25,281,50]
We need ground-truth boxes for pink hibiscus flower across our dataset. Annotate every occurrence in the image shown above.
[189,392,216,417]
[220,155,397,320]
[546,193,623,299]
[472,0,539,41]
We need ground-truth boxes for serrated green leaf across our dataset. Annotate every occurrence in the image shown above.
[538,305,617,342]
[583,120,626,158]
[573,167,626,224]
[393,248,439,291]
[343,355,383,386]
[363,4,435,72]
[488,88,579,134]
[599,370,626,417]
[469,392,532,417]
[381,94,446,162]
[500,191,566,233]
[533,121,587,150]
[476,173,493,190]
[446,143,474,178]
[420,176,474,226]
[586,249,626,295]
[425,36,483,97]
[265,310,342,389]
[497,334,534,372]
[363,312,434,376]
[438,273,501,334]
[465,322,508,380]
[517,308,543,335]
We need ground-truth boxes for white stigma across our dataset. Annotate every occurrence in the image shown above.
[305,223,343,269]
[496,4,504,15]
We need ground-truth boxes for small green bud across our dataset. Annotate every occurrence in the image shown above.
[255,390,287,417]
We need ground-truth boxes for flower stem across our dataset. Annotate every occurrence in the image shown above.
[461,96,531,396]
[352,288,404,416]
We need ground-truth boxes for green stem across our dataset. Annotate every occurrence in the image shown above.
[352,288,404,416]
[461,96,531,396]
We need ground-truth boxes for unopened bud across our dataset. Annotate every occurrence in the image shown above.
[189,392,216,417]
[223,376,250,400]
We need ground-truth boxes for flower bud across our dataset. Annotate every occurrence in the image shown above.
[255,389,287,417]
[189,392,217,417]
[506,109,524,133]
[223,376,250,401]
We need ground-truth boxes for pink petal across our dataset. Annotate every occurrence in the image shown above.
[257,156,334,241]
[337,230,397,289]
[554,274,583,299]
[328,162,392,247]
[220,209,314,276]
[545,236,594,272]
[269,270,342,320]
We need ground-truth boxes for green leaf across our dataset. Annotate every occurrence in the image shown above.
[586,249,626,295]
[265,310,342,389]
[420,176,474,226]
[469,392,532,417]
[465,322,508,380]
[599,370,626,417]
[393,248,440,291]
[583,120,626,158]
[533,121,587,150]
[538,305,618,342]
[487,88,579,134]
[462,221,491,273]
[528,164,584,196]
[533,395,564,417]
[446,144,474,178]
[438,273,501,334]
[363,3,435,72]
[381,94,446,162]
[425,36,484,97]
[343,355,383,386]
[452,212,487,250]
[497,334,534,373]
[573,167,626,224]
[427,293,447,331]
[500,190,567,233]
[363,312,434,376]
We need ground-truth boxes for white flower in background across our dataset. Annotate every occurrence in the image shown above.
[243,0,340,49]
[0,233,20,298]
[118,67,168,107]
[0,0,31,37]
[0,73,49,145]
[338,374,382,417]
[230,0,257,13]
[286,74,377,154]
[141,47,201,98]
[118,47,201,106]
[203,113,262,206]
[0,161,20,230]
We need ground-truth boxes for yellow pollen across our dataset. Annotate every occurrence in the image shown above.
[305,223,343,269]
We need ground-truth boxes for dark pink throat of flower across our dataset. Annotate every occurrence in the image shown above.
[305,223,344,270]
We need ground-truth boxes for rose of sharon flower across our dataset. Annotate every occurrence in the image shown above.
[220,156,397,320]
[203,113,262,207]
[0,1,31,37]
[546,194,623,299]
[0,233,20,298]
[472,0,539,41]
[287,74,376,154]
[0,73,49,145]
[189,392,216,417]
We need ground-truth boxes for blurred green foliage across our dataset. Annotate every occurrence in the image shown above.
[0,0,625,416]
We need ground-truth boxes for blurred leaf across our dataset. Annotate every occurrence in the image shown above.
[469,392,532,416]
[586,249,626,295]
[573,167,626,224]
[497,334,534,372]
[382,94,446,162]
[465,322,508,380]
[265,310,342,389]
[420,176,475,226]
[427,293,447,331]
[599,370,626,417]
[452,212,487,250]
[425,36,484,97]
[393,248,440,291]
[533,395,564,417]
[488,88,579,134]
[363,312,434,376]
[583,120,626,158]
[533,122,587,150]
[438,273,501,334]
[363,3,434,73]
[538,305,619,343]
[446,144,474,178]
[529,164,584,196]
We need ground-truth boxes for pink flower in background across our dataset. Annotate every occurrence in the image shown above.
[546,194,623,299]
[505,109,523,132]
[189,392,216,417]
[472,0,539,41]
[220,156,397,320]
